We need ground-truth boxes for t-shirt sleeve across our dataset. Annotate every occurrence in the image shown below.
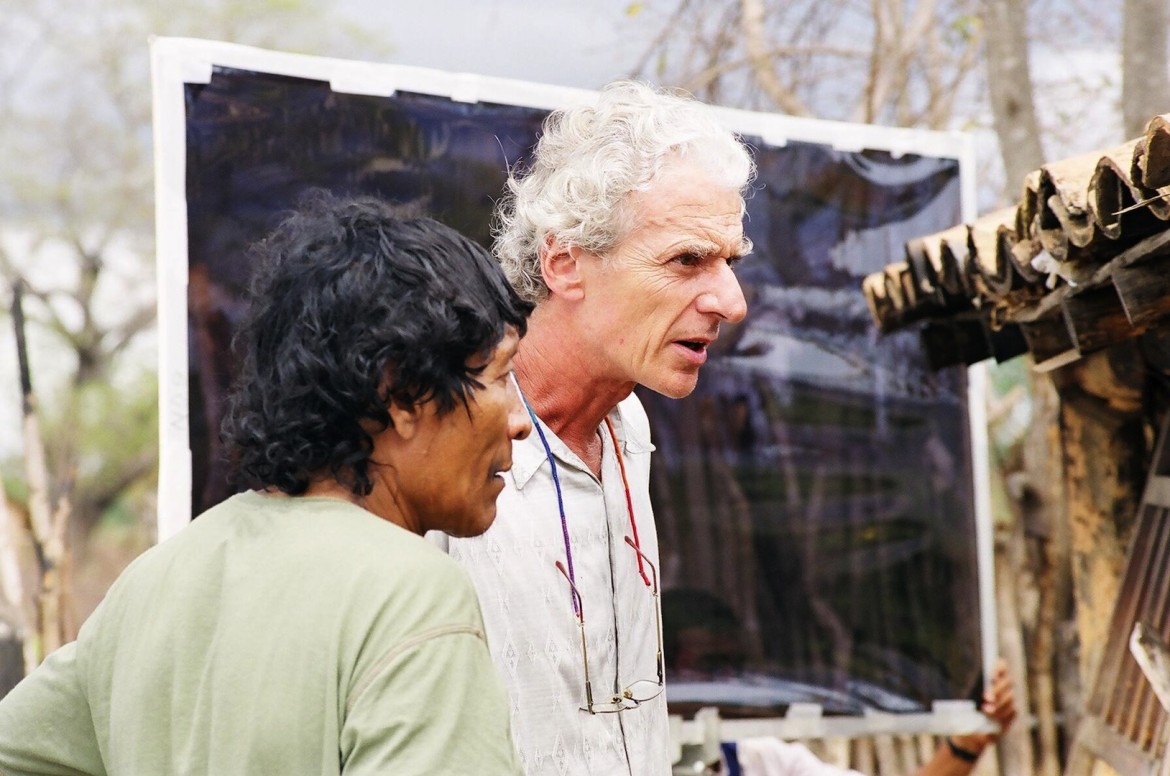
[339,625,521,776]
[0,642,105,776]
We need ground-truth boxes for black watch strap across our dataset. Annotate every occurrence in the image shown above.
[946,736,980,763]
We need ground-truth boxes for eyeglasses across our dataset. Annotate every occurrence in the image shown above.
[556,536,665,714]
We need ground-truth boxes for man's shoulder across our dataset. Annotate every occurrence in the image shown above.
[154,492,465,589]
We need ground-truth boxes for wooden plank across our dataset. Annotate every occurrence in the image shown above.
[1062,284,1139,354]
[998,228,1170,328]
[1141,115,1170,190]
[904,237,943,302]
[1032,350,1082,373]
[821,737,850,768]
[1019,315,1079,371]
[914,734,934,766]
[710,707,995,742]
[1131,622,1170,715]
[1092,510,1170,727]
[853,737,875,775]
[1073,714,1162,776]
[920,319,992,370]
[895,735,917,774]
[1067,412,1170,775]
[873,734,898,776]
[1112,227,1170,268]
[988,322,1029,363]
[1012,282,1070,324]
[1112,257,1170,327]
[1146,477,1170,509]
[1130,535,1170,747]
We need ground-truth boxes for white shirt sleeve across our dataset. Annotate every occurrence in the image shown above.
[735,737,867,776]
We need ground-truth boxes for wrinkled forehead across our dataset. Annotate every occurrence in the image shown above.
[615,162,749,250]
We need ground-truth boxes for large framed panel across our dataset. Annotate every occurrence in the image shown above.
[152,37,988,722]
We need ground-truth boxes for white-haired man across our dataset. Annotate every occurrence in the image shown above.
[437,80,756,775]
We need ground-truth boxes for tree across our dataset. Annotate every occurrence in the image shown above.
[1122,0,1169,139]
[0,0,386,670]
[981,0,1045,195]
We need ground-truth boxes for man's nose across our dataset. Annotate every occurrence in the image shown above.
[696,262,748,323]
[507,376,533,441]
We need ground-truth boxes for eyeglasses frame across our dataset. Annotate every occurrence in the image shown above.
[556,535,665,714]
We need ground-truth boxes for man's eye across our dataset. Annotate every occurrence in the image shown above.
[674,253,702,267]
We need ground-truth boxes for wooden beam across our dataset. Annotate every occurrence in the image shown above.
[1068,714,1162,776]
[989,322,1030,363]
[1114,257,1170,327]
[920,319,992,370]
[1062,284,1141,354]
[1020,315,1079,372]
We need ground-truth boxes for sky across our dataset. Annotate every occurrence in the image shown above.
[334,0,665,90]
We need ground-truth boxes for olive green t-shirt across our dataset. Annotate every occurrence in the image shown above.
[0,490,521,776]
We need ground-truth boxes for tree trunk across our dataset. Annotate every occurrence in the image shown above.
[12,281,71,666]
[1051,344,1146,691]
[980,0,1046,200]
[1122,0,1169,139]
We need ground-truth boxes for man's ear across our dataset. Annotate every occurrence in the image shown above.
[539,234,586,301]
[387,400,420,441]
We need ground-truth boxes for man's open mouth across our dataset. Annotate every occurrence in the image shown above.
[678,340,707,352]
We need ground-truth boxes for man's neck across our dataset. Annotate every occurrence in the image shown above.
[515,305,634,471]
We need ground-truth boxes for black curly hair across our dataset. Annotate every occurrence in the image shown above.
[221,190,533,497]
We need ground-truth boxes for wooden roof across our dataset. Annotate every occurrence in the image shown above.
[863,114,1170,372]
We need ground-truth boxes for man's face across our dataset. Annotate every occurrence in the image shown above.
[401,328,530,537]
[580,160,749,398]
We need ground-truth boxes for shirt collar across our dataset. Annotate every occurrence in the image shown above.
[510,397,655,490]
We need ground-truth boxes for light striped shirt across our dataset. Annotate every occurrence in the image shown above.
[438,394,671,776]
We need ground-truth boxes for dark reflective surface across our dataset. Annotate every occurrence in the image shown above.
[182,68,979,715]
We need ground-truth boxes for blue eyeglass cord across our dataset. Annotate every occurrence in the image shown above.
[520,395,581,617]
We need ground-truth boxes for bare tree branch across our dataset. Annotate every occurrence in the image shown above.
[739,0,813,116]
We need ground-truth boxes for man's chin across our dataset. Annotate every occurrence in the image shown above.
[446,508,498,539]
[641,373,700,400]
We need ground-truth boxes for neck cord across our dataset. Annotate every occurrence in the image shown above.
[517,389,651,618]
[604,416,651,586]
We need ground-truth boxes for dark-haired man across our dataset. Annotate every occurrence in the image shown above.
[0,192,531,775]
